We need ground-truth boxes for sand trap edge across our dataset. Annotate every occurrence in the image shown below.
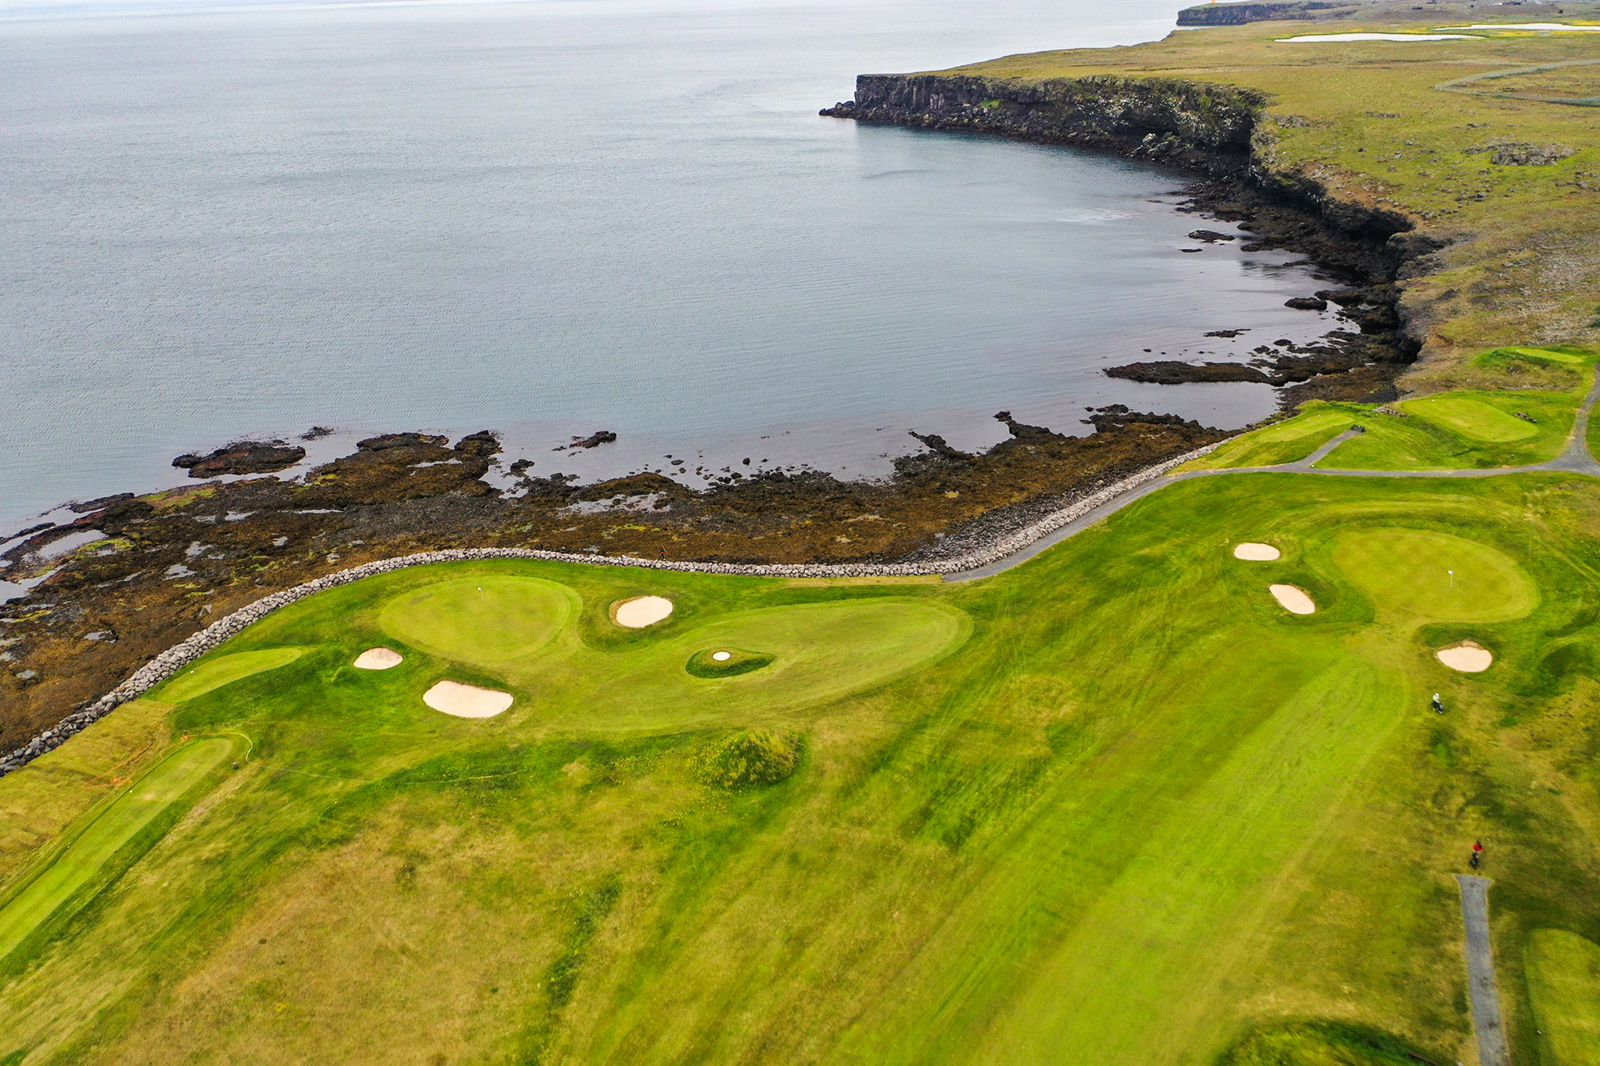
[423,680,514,718]
[613,595,674,628]
[1437,641,1494,673]
[1269,584,1317,615]
[354,647,404,670]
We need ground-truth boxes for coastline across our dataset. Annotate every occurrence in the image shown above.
[0,441,1219,778]
[0,66,1427,761]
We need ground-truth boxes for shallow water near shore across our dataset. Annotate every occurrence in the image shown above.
[0,0,1339,530]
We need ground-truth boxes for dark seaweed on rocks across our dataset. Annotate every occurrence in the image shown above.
[172,442,307,478]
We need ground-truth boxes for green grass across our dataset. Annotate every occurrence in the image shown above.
[1190,405,1358,470]
[1403,395,1540,443]
[1525,929,1600,1065]
[160,647,303,702]
[4,471,1600,1063]
[1330,528,1538,622]
[685,648,775,679]
[1315,389,1579,470]
[378,575,575,663]
[0,737,233,964]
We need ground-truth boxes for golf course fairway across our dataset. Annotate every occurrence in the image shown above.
[2,472,1600,1065]
[0,738,232,964]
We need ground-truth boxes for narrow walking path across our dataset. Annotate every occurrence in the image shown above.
[950,370,1600,581]
[1456,874,1510,1066]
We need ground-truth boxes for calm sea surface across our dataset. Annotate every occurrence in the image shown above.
[0,0,1338,530]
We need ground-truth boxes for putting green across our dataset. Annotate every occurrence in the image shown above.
[160,647,304,703]
[1401,396,1538,443]
[0,738,231,963]
[601,599,969,716]
[1331,528,1536,622]
[1525,929,1600,1064]
[380,576,574,663]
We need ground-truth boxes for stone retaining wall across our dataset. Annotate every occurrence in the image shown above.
[0,443,1216,778]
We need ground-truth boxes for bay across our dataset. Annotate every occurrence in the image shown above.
[0,0,1335,530]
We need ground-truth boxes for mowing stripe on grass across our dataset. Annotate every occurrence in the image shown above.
[0,738,232,963]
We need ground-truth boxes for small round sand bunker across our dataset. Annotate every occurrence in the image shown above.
[711,651,732,662]
[614,595,674,628]
[1270,584,1316,615]
[353,647,404,670]
[1234,542,1281,561]
[423,680,514,718]
[1437,641,1493,673]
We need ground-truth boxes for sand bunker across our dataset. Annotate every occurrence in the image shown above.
[1234,542,1282,561]
[711,651,732,662]
[614,595,674,628]
[1437,641,1494,673]
[1270,584,1317,615]
[423,680,514,718]
[1277,32,1479,42]
[353,647,404,670]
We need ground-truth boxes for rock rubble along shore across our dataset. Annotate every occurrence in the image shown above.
[0,443,1216,778]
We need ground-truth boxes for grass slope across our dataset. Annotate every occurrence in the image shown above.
[2,471,1599,1063]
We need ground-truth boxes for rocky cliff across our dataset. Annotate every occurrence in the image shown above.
[1175,1,1357,26]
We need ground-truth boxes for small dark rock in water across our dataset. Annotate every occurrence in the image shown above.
[1106,361,1272,385]
[300,426,335,441]
[172,442,307,478]
[569,430,617,450]
[993,411,1055,440]
[357,432,449,451]
[508,458,534,475]
[1204,328,1249,338]
[1285,296,1329,311]
[1188,229,1236,243]
[1180,248,1203,253]
[454,430,501,457]
[908,430,972,459]
[1316,288,1367,307]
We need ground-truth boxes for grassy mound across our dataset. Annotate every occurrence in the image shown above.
[685,649,775,678]
[1216,1021,1438,1065]
[693,730,804,790]
[161,647,303,703]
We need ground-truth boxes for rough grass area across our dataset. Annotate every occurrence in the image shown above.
[3,471,1600,1063]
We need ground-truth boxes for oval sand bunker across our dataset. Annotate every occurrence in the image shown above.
[1438,641,1493,673]
[711,651,732,662]
[1234,542,1281,561]
[614,595,674,628]
[423,680,514,718]
[1270,584,1316,615]
[353,647,403,670]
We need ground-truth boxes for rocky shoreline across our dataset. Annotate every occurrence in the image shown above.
[820,72,1428,399]
[0,441,1216,779]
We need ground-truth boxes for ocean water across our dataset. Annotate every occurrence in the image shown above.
[0,0,1339,530]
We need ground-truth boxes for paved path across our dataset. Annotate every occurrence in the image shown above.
[1456,874,1510,1066]
[948,370,1600,582]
